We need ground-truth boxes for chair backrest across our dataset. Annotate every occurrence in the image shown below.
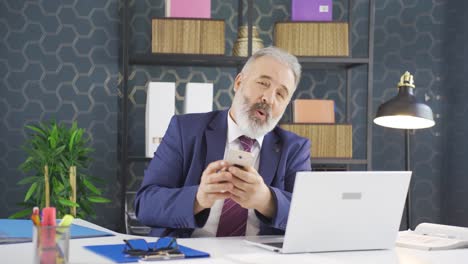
[125,191,151,236]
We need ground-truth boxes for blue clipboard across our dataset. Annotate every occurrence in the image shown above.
[0,219,114,244]
[84,242,210,263]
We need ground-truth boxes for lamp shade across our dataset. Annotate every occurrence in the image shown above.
[374,72,435,130]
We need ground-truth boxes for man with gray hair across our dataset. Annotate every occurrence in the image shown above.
[135,46,311,238]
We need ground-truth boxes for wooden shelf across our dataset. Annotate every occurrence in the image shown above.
[130,54,246,67]
[130,53,369,69]
[298,57,369,69]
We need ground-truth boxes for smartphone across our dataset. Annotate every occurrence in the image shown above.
[225,148,255,168]
[139,253,185,262]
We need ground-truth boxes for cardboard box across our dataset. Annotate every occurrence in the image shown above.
[293,99,335,123]
[165,0,211,18]
[292,0,332,21]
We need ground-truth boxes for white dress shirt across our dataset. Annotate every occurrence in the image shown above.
[191,110,264,237]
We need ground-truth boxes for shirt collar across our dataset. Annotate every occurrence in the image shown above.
[227,109,264,148]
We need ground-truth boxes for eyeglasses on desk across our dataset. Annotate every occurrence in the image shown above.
[123,237,184,260]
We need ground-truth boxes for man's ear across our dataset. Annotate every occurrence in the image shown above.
[233,73,243,93]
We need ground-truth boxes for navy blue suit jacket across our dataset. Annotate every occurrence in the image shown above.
[135,110,311,237]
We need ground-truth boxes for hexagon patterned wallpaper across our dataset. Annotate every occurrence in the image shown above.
[0,0,121,229]
[443,0,468,227]
[0,0,466,231]
[372,0,452,228]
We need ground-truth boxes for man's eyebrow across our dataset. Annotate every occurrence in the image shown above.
[258,75,290,96]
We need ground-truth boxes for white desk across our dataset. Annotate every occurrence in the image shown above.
[1,219,467,264]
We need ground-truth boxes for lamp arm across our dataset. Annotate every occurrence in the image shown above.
[405,129,412,230]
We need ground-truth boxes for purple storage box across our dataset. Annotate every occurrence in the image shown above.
[292,0,333,21]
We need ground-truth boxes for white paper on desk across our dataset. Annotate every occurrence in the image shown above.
[140,258,236,264]
[225,253,343,264]
[397,223,468,250]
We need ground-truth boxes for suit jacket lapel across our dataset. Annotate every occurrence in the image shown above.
[259,130,281,186]
[204,110,228,168]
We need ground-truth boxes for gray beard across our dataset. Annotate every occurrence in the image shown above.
[232,93,283,139]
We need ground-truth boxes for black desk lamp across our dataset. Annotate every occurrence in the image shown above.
[373,71,435,230]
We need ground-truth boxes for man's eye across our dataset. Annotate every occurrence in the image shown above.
[277,92,285,99]
[257,81,268,86]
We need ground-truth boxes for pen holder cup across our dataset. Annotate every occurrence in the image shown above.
[33,225,71,264]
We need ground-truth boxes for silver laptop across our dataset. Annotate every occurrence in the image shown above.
[246,171,412,253]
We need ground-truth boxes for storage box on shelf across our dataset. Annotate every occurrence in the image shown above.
[291,0,333,21]
[280,123,353,159]
[165,0,211,18]
[152,18,225,54]
[293,99,335,123]
[145,82,176,158]
[274,22,349,56]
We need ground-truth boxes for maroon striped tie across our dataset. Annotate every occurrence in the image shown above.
[216,136,255,237]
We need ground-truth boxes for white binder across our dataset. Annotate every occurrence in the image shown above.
[145,82,175,158]
[184,82,213,114]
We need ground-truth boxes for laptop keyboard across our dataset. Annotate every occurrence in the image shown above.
[264,242,284,249]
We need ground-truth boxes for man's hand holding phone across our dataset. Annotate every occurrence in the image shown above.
[194,149,254,214]
[224,148,275,218]
[227,165,275,218]
[195,149,275,218]
[194,161,234,214]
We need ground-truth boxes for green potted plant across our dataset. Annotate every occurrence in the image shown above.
[10,121,110,219]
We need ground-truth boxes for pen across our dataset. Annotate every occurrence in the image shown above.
[31,206,41,227]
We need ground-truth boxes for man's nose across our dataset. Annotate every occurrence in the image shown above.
[261,89,275,104]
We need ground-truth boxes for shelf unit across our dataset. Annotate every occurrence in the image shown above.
[129,54,369,68]
[119,0,375,232]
